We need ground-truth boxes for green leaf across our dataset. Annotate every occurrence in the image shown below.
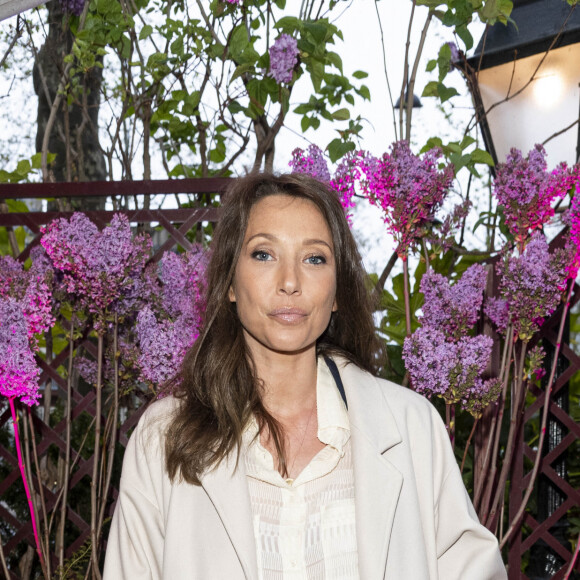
[139,24,153,40]
[230,63,254,83]
[16,160,31,176]
[421,81,439,98]
[357,84,370,101]
[331,108,350,121]
[437,82,458,103]
[426,59,437,72]
[455,25,473,51]
[327,139,355,163]
[437,43,451,82]
[470,148,495,166]
[352,70,368,79]
[275,16,301,33]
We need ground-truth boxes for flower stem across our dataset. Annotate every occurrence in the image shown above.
[9,397,44,568]
[445,402,455,450]
[402,255,412,337]
[460,418,478,474]
[90,333,104,580]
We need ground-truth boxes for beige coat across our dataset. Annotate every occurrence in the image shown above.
[103,359,507,580]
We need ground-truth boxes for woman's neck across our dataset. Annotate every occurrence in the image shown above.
[252,348,318,418]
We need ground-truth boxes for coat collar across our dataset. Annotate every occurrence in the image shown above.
[338,359,404,580]
[199,358,404,580]
[200,453,258,580]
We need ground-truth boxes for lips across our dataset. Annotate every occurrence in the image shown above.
[268,307,307,324]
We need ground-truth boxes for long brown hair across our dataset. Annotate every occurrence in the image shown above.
[165,173,385,484]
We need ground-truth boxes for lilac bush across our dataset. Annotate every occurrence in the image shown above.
[269,34,299,84]
[403,264,500,418]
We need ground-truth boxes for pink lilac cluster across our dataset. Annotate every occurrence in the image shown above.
[289,145,331,183]
[0,253,54,342]
[135,247,208,386]
[493,145,573,246]
[487,233,569,340]
[269,34,299,84]
[41,213,151,328]
[329,151,369,225]
[564,174,580,280]
[403,264,500,417]
[362,141,454,259]
[0,299,41,406]
[527,345,546,381]
[59,0,85,16]
[420,264,488,340]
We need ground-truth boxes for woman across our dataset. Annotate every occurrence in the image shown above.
[104,173,506,579]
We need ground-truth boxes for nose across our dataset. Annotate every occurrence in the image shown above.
[277,259,301,296]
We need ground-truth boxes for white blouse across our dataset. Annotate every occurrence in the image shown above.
[243,359,359,580]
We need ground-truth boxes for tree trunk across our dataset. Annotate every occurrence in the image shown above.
[33,0,106,209]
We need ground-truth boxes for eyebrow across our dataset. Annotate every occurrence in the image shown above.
[245,233,334,251]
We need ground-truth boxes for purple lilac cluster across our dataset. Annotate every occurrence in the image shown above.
[488,232,569,340]
[493,145,573,246]
[403,264,500,417]
[420,264,488,340]
[0,299,41,406]
[428,200,471,254]
[41,213,151,328]
[269,34,299,84]
[362,141,454,259]
[289,145,331,183]
[135,247,208,386]
[59,0,85,16]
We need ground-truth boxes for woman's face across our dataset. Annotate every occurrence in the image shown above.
[229,194,337,361]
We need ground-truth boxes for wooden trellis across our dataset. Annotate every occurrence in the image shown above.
[0,178,579,578]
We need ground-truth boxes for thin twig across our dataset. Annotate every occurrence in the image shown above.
[9,398,45,571]
[374,1,397,141]
[58,322,74,569]
[460,418,478,474]
[563,532,580,580]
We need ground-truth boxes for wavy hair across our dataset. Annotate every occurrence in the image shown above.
[165,172,385,484]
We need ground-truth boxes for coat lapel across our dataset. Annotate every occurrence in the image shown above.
[200,454,258,580]
[339,361,404,580]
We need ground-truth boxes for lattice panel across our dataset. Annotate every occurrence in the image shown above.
[508,281,580,580]
[0,184,228,578]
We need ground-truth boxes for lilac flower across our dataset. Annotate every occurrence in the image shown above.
[0,254,55,341]
[446,42,460,62]
[135,307,198,386]
[0,299,40,406]
[403,327,500,417]
[402,326,458,398]
[269,34,299,84]
[527,344,546,381]
[329,151,370,225]
[428,200,472,254]
[362,141,454,258]
[289,145,331,183]
[41,213,151,326]
[160,247,208,323]
[494,233,568,340]
[564,179,580,280]
[493,145,573,246]
[484,297,510,335]
[59,0,85,16]
[420,264,488,340]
